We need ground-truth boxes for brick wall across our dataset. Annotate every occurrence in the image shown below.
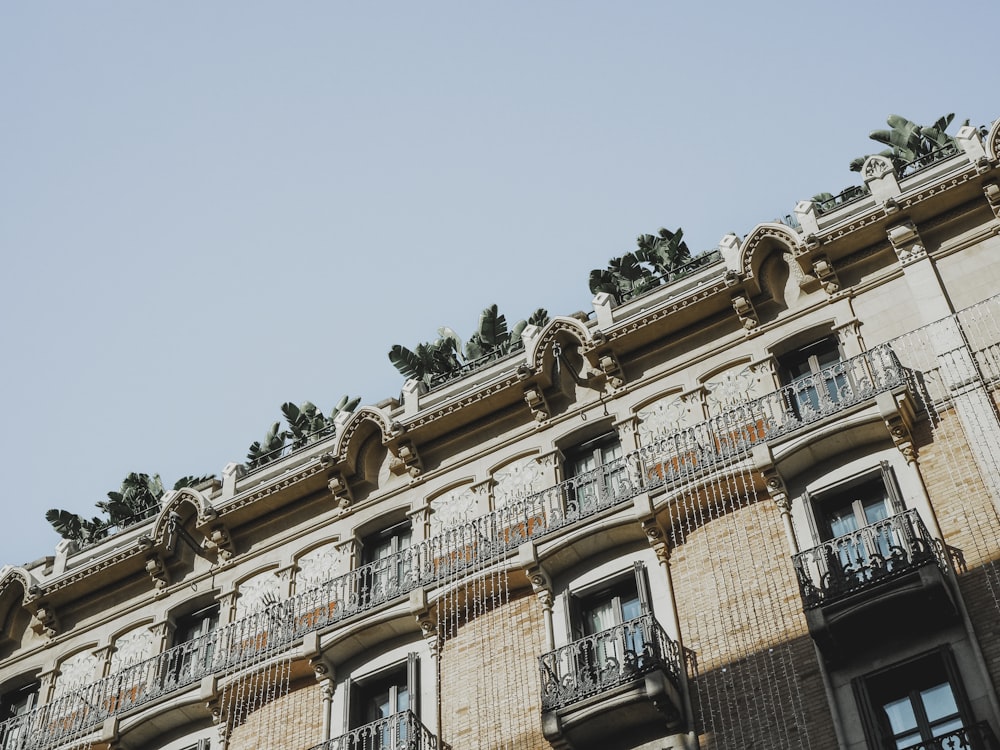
[912,408,1000,693]
[438,583,547,749]
[668,488,837,750]
[225,674,323,750]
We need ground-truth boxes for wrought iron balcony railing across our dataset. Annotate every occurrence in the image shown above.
[813,184,871,216]
[898,721,1000,750]
[791,509,947,610]
[307,710,438,750]
[898,142,963,180]
[538,613,681,712]
[0,346,906,749]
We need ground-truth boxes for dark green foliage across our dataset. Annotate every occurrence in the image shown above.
[389,306,551,384]
[589,227,691,299]
[849,114,964,172]
[46,471,215,544]
[246,396,361,468]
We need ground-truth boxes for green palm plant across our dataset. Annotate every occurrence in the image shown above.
[849,113,962,172]
[389,307,550,384]
[246,421,287,469]
[635,227,691,278]
[282,395,361,450]
[46,472,215,543]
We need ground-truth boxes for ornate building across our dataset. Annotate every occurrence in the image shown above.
[3,117,1000,750]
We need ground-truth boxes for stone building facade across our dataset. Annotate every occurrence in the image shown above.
[3,117,1000,750]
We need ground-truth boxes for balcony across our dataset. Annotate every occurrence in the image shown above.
[899,721,1000,750]
[538,613,685,748]
[308,710,439,750]
[792,509,958,661]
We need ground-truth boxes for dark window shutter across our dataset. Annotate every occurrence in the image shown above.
[633,560,652,615]
[407,652,420,716]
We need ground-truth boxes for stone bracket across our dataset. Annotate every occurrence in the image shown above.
[524,384,550,422]
[984,181,1000,220]
[878,390,917,464]
[887,221,927,266]
[731,292,759,331]
[390,440,422,478]
[326,469,354,511]
[811,254,841,295]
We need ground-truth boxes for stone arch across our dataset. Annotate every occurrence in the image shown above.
[738,222,805,295]
[151,486,216,544]
[334,406,395,473]
[526,315,596,385]
[0,568,35,658]
[987,117,1000,163]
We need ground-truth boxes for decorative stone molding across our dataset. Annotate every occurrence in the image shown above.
[409,588,438,653]
[326,469,353,511]
[207,525,235,561]
[984,182,1000,220]
[28,601,58,637]
[145,554,170,590]
[878,391,917,464]
[760,466,791,515]
[887,221,926,266]
[388,439,421,477]
[810,254,840,295]
[794,200,819,236]
[957,124,988,163]
[596,350,625,389]
[863,155,901,203]
[523,384,550,422]
[731,292,759,330]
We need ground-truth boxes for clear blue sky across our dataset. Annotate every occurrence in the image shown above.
[1,2,996,567]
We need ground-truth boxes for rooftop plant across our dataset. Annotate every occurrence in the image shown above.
[849,113,963,172]
[389,305,550,386]
[46,473,213,544]
[589,227,691,299]
[246,395,361,470]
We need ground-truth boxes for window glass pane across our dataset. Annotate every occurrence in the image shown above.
[862,495,890,524]
[827,504,860,538]
[921,682,959,722]
[584,599,616,635]
[600,441,622,464]
[620,594,641,622]
[883,696,917,735]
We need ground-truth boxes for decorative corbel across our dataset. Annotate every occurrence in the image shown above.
[409,588,439,655]
[523,385,550,423]
[389,440,422,478]
[878,391,917,464]
[28,601,58,638]
[760,466,791,517]
[596,351,625,389]
[810,255,840,295]
[145,554,170,590]
[887,221,926,266]
[326,470,353,511]
[206,525,235,562]
[731,292,759,331]
[640,517,670,566]
[984,182,1000,220]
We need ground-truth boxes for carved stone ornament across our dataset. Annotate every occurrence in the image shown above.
[326,470,353,510]
[207,525,234,561]
[811,255,840,294]
[984,182,1000,220]
[110,627,156,672]
[29,602,58,637]
[731,293,759,330]
[493,456,542,508]
[429,486,479,535]
[145,554,170,590]
[637,393,695,444]
[705,365,764,416]
[887,221,926,266]
[298,543,346,591]
[884,411,916,464]
[863,155,893,179]
[761,466,791,514]
[53,650,100,698]
[390,440,422,477]
[524,385,550,422]
[596,351,625,389]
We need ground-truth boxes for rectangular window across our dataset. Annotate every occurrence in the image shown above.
[808,465,904,577]
[778,336,846,417]
[348,654,419,748]
[167,604,220,684]
[360,522,412,606]
[567,563,653,672]
[565,433,625,515]
[0,681,39,749]
[854,648,974,749]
